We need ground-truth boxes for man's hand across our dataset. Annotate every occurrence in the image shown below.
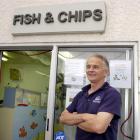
[59,110,85,125]
[78,112,114,134]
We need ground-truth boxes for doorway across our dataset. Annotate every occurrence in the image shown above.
[0,50,51,140]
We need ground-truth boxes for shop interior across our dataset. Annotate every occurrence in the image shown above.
[0,50,51,140]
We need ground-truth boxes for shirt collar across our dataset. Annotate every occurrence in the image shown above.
[82,82,109,93]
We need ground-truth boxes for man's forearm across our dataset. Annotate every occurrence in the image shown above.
[60,112,85,125]
[77,112,113,134]
[78,120,97,133]
[77,113,98,132]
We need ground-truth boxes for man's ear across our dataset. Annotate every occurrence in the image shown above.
[107,69,110,76]
[105,68,110,77]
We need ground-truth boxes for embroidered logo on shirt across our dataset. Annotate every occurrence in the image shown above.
[93,96,101,103]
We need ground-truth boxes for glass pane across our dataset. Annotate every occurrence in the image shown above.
[53,47,133,140]
[0,50,51,140]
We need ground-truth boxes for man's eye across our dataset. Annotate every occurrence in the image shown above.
[86,65,90,69]
[86,65,101,70]
[94,66,99,69]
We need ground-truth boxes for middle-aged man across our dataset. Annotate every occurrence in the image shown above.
[59,54,122,140]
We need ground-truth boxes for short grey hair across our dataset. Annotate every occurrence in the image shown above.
[88,54,109,70]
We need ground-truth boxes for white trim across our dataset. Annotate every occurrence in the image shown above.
[0,41,137,46]
[124,50,130,132]
[45,45,58,140]
[133,42,139,140]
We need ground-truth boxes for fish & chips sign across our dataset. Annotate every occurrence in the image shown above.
[12,1,106,35]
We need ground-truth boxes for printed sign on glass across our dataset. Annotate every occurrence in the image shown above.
[109,60,131,88]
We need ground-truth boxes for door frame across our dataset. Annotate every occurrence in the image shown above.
[0,41,139,140]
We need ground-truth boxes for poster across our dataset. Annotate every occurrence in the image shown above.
[64,74,85,86]
[65,88,81,107]
[109,60,131,88]
[64,59,86,85]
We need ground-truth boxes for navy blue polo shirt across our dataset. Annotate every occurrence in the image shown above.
[66,82,121,140]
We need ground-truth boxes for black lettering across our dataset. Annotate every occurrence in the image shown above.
[58,11,67,23]
[24,14,32,24]
[44,12,54,23]
[20,15,24,25]
[83,10,92,22]
[78,10,82,22]
[93,9,102,21]
[32,13,41,24]
[68,11,78,22]
[13,15,23,25]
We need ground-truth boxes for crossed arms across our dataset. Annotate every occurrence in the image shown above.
[59,109,114,134]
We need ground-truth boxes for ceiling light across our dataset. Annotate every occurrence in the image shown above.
[3,51,9,57]
[2,57,8,61]
[35,70,49,77]
[58,54,66,61]
[59,51,73,58]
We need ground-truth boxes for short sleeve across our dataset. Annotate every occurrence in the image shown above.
[98,88,122,119]
[66,91,81,113]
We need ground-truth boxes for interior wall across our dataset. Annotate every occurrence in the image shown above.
[0,62,50,99]
[0,107,14,140]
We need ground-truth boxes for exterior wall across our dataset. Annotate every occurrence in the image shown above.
[0,0,140,75]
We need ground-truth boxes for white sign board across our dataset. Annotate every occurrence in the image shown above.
[12,1,106,35]
[109,60,131,88]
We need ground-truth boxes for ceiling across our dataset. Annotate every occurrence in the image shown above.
[2,51,51,66]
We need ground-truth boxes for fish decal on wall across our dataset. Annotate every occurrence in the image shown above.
[30,109,37,117]
[19,126,27,138]
[30,121,38,129]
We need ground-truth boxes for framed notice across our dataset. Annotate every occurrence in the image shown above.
[109,60,131,88]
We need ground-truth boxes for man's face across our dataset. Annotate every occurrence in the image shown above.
[86,57,108,83]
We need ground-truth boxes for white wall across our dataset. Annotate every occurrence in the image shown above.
[0,0,140,74]
[0,62,50,99]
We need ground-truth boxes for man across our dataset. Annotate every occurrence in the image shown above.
[59,54,122,140]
